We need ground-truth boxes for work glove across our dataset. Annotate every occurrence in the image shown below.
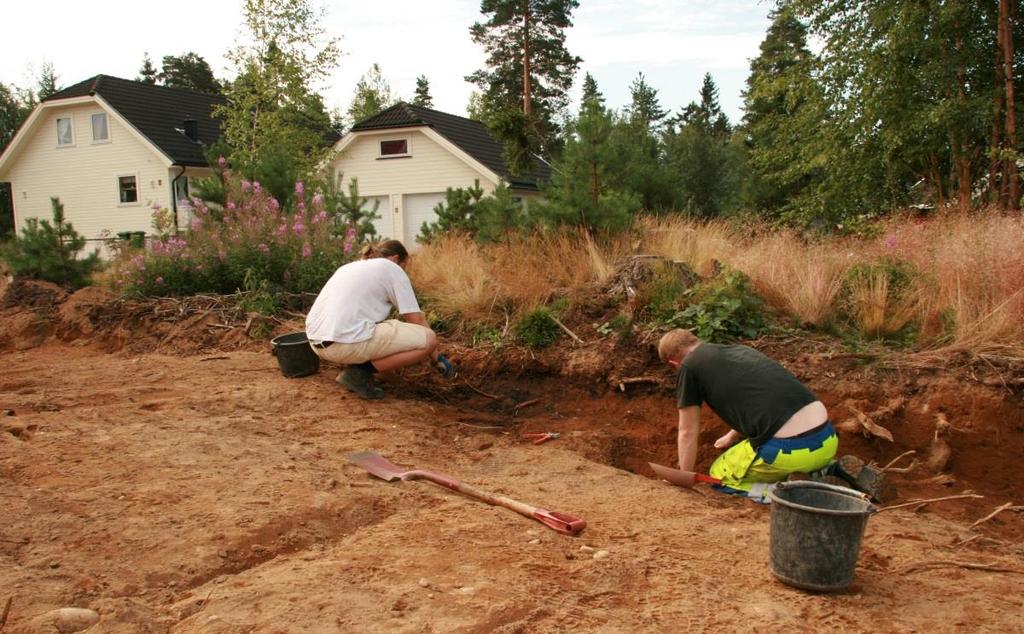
[434,354,456,379]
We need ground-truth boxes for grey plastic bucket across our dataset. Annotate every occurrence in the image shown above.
[270,332,320,378]
[768,481,876,592]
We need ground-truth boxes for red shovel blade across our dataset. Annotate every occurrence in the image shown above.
[347,451,408,481]
[649,462,721,488]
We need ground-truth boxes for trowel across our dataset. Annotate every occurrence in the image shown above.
[649,462,721,488]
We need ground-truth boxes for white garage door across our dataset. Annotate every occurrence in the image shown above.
[402,193,447,247]
[361,196,392,239]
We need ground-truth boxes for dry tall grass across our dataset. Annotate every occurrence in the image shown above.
[411,211,1024,355]
[878,210,1024,351]
[730,232,853,327]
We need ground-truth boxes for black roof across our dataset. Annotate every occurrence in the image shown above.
[350,102,550,191]
[45,75,225,167]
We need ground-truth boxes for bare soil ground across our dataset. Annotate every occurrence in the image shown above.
[2,281,1024,632]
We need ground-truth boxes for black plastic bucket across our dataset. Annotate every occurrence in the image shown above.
[270,332,320,378]
[768,481,876,592]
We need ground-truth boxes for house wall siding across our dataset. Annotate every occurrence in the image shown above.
[330,129,499,197]
[6,101,173,242]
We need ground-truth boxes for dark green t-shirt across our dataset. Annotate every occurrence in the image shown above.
[675,343,818,446]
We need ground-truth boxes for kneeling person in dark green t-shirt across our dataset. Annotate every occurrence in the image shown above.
[657,328,838,501]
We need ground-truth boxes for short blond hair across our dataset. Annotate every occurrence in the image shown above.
[658,328,700,363]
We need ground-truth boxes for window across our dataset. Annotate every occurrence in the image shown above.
[56,117,73,146]
[91,113,109,142]
[118,175,138,204]
[379,138,409,157]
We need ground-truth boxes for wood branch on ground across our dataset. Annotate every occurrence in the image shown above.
[876,492,983,513]
[551,315,585,345]
[969,502,1023,529]
[896,560,1023,575]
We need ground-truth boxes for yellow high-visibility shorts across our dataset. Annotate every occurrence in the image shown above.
[709,422,838,500]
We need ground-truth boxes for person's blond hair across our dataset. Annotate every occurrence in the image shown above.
[658,328,700,363]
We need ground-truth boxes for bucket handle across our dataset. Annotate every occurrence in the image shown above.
[773,480,877,513]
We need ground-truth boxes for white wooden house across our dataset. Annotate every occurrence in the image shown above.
[0,75,224,249]
[330,102,550,245]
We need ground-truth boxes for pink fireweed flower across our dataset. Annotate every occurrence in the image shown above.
[240,180,252,192]
[302,243,312,258]
[218,155,227,169]
[313,210,329,224]
[292,220,305,235]
[276,224,288,237]
[190,217,202,231]
[252,182,262,194]
[884,234,897,249]
[258,243,270,254]
[227,201,237,210]
[156,277,164,284]
[311,193,324,207]
[343,226,357,255]
[295,181,304,195]
[269,198,280,211]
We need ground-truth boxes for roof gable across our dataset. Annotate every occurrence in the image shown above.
[44,75,225,166]
[350,103,550,191]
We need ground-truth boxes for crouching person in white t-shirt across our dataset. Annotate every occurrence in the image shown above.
[305,239,454,400]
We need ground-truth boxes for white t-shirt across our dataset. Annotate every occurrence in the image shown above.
[305,258,421,344]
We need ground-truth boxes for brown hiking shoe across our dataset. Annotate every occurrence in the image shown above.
[338,366,384,400]
[834,455,897,503]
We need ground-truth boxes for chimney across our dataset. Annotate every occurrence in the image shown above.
[183,117,198,142]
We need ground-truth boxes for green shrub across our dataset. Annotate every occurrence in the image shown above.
[667,270,766,342]
[515,306,562,348]
[0,197,100,289]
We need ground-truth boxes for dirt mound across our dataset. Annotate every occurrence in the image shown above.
[1,278,68,310]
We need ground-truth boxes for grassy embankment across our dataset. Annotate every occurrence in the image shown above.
[410,210,1024,357]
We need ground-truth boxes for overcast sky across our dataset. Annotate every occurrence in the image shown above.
[1,0,774,124]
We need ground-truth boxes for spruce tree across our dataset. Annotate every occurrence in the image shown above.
[741,4,824,216]
[35,63,59,100]
[139,53,158,84]
[412,75,433,108]
[466,0,582,174]
[625,72,667,132]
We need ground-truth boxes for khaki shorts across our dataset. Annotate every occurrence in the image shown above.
[312,320,430,365]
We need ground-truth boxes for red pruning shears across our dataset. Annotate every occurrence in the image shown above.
[522,432,560,445]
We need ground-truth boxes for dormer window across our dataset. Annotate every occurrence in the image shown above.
[56,117,74,147]
[379,138,410,158]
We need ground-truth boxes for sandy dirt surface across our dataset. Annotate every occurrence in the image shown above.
[2,286,1024,632]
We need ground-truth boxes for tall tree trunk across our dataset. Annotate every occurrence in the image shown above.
[955,38,972,211]
[992,14,1006,206]
[1001,0,1019,209]
[522,4,532,117]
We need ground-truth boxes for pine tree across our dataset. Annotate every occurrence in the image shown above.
[412,75,433,108]
[139,53,158,84]
[160,52,221,94]
[539,94,639,233]
[347,63,395,125]
[0,197,100,288]
[466,0,582,174]
[665,74,737,217]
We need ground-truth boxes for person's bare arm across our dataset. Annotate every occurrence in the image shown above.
[677,406,701,472]
[714,429,743,450]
